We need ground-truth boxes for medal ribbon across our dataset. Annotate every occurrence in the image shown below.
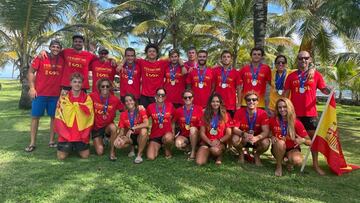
[156,104,166,125]
[183,105,194,125]
[169,64,179,81]
[279,116,288,137]
[197,67,207,84]
[100,96,109,115]
[275,70,286,90]
[246,110,257,131]
[221,67,231,85]
[211,113,219,129]
[128,109,138,128]
[125,62,136,81]
[250,63,261,82]
[297,70,307,90]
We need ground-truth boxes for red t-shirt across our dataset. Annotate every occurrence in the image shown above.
[137,58,167,97]
[90,59,116,93]
[90,92,122,130]
[184,61,197,72]
[164,62,186,105]
[60,48,96,89]
[186,67,214,108]
[31,55,64,96]
[269,117,308,149]
[239,64,271,108]
[118,107,148,133]
[213,66,242,110]
[199,112,233,141]
[119,62,141,98]
[233,107,269,135]
[147,102,174,139]
[284,70,326,117]
[174,105,203,137]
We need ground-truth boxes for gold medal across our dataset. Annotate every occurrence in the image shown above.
[185,124,190,130]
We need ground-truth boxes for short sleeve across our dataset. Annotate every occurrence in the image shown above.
[295,120,308,138]
[31,57,41,70]
[260,111,269,126]
[316,71,327,90]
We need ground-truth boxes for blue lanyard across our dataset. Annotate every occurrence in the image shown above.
[183,105,194,125]
[197,67,207,83]
[246,110,257,131]
[211,113,219,129]
[100,96,109,115]
[128,110,138,128]
[297,70,307,89]
[279,117,288,137]
[275,70,286,90]
[156,104,166,124]
[250,63,261,81]
[221,67,231,84]
[125,62,136,80]
[169,64,179,81]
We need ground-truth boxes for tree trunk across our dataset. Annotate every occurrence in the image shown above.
[253,0,268,49]
[338,90,342,100]
[18,65,32,109]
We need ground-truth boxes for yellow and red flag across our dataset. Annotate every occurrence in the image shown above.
[54,91,94,143]
[311,91,359,175]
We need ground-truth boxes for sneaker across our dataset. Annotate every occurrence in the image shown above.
[128,151,135,157]
[134,156,143,164]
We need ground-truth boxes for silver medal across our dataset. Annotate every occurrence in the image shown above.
[248,130,254,135]
[299,87,305,93]
[198,82,204,89]
[128,79,134,85]
[210,128,218,135]
[221,83,227,88]
[277,90,283,95]
[159,123,163,129]
[251,80,257,86]
[170,80,176,86]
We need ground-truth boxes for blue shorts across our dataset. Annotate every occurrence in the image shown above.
[31,96,59,117]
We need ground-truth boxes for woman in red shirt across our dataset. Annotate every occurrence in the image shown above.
[270,98,311,176]
[146,88,175,160]
[114,94,149,163]
[196,93,232,165]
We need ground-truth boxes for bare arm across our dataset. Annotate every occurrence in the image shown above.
[236,85,242,109]
[28,66,37,99]
[219,127,232,143]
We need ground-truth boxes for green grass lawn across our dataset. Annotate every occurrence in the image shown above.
[0,80,359,203]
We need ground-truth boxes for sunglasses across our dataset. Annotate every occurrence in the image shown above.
[183,96,193,100]
[246,98,258,102]
[298,57,310,61]
[101,85,110,89]
[157,93,166,97]
[276,61,286,65]
[100,52,108,55]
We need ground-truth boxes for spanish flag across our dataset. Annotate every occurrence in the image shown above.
[311,91,359,175]
[54,91,94,143]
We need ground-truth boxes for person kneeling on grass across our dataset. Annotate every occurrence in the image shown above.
[196,93,232,165]
[89,78,122,157]
[54,73,94,160]
[270,98,311,176]
[146,88,175,160]
[232,92,270,166]
[114,94,148,163]
[173,89,203,160]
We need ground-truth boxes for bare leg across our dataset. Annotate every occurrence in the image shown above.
[79,149,90,159]
[137,128,148,158]
[105,124,117,158]
[308,130,325,175]
[57,150,69,160]
[271,139,286,176]
[189,127,199,159]
[29,117,40,146]
[232,135,244,163]
[147,141,161,160]
[162,132,174,158]
[196,146,210,166]
[93,137,104,156]
[210,144,225,165]
[254,138,270,166]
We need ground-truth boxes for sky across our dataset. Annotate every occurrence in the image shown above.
[0,2,346,78]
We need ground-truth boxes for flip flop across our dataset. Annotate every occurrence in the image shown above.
[25,145,36,152]
[48,142,57,148]
[109,156,117,162]
[134,156,143,164]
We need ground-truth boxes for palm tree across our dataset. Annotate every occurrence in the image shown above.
[253,0,268,49]
[0,0,82,109]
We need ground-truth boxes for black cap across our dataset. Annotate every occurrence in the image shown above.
[98,46,109,54]
[72,33,85,41]
[49,39,62,48]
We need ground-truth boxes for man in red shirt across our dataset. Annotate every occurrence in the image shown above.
[184,47,197,72]
[25,40,64,152]
[284,50,332,175]
[239,47,271,109]
[90,47,117,93]
[213,50,242,117]
[186,50,214,108]
[163,49,187,108]
[118,47,141,103]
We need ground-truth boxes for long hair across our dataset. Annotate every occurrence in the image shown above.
[274,98,296,140]
[203,93,227,125]
[124,93,139,117]
[96,78,113,92]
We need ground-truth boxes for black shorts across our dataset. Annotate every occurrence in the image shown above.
[149,136,163,145]
[91,127,110,139]
[227,110,235,118]
[130,133,139,146]
[139,95,156,108]
[298,116,318,131]
[244,142,256,149]
[57,142,89,153]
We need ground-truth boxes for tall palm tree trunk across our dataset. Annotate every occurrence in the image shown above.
[253,0,268,49]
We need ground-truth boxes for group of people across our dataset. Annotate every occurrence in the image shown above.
[25,34,332,176]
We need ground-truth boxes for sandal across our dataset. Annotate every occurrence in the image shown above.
[48,142,57,148]
[134,156,143,164]
[109,155,117,162]
[25,145,36,152]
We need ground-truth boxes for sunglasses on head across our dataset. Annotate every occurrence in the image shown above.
[183,96,193,100]
[246,98,258,102]
[157,93,166,97]
[101,85,110,89]
[298,56,310,61]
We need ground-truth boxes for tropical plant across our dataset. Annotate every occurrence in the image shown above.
[253,0,268,49]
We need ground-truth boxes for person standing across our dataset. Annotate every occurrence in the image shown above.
[284,51,332,175]
[213,50,242,117]
[25,40,64,152]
